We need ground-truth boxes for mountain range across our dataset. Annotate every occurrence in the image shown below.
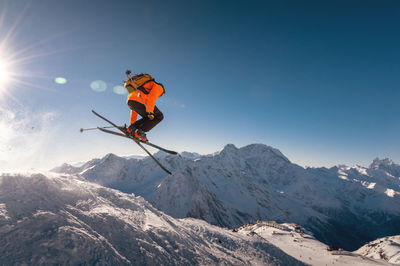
[0,172,305,265]
[52,143,400,251]
[1,172,394,265]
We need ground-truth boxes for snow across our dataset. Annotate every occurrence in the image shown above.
[0,172,306,265]
[370,158,400,178]
[0,203,10,220]
[180,151,202,160]
[356,235,400,264]
[3,142,400,264]
[51,144,400,252]
[385,188,397,197]
[236,222,391,265]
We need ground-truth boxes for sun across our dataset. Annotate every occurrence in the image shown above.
[0,5,75,103]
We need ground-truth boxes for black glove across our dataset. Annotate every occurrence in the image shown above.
[147,112,154,120]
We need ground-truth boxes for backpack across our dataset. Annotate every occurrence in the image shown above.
[130,74,154,89]
[127,73,165,96]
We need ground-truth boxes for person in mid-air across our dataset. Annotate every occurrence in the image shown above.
[123,70,165,142]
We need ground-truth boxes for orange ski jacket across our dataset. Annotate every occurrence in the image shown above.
[126,81,164,124]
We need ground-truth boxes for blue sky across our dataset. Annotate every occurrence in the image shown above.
[0,0,399,170]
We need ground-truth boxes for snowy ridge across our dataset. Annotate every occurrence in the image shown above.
[234,222,391,265]
[356,235,400,264]
[370,158,400,179]
[52,143,400,251]
[0,172,306,265]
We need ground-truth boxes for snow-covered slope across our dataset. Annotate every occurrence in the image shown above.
[356,235,400,264]
[52,143,400,251]
[370,158,400,178]
[235,221,391,265]
[0,172,306,265]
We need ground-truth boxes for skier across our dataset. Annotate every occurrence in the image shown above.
[123,70,165,142]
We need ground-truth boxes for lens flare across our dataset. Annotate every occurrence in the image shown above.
[90,80,107,92]
[113,85,126,95]
[54,77,67,84]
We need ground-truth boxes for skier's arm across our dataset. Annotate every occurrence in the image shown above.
[145,83,164,113]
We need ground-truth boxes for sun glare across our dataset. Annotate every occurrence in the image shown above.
[0,59,11,87]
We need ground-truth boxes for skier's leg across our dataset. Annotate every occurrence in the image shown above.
[127,100,147,129]
[141,106,164,132]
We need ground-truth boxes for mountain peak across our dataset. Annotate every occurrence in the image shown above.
[370,157,400,177]
[99,153,126,164]
[180,151,202,159]
[221,143,238,152]
[153,150,169,159]
[370,158,395,168]
[211,144,290,164]
[50,163,77,174]
[103,153,120,160]
[240,144,290,163]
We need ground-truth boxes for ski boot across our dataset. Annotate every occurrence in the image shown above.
[134,129,148,142]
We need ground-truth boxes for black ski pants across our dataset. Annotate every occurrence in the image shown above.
[128,100,164,132]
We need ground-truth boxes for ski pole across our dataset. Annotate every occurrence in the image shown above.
[80,126,114,133]
[138,93,150,113]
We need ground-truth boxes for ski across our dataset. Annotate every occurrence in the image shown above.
[92,110,178,155]
[97,127,178,155]
[92,110,172,175]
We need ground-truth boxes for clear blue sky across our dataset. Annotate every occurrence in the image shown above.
[0,0,399,170]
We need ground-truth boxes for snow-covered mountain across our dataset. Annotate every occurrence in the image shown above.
[356,235,400,264]
[0,172,306,265]
[370,158,400,178]
[0,172,390,265]
[235,221,391,265]
[52,143,400,251]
